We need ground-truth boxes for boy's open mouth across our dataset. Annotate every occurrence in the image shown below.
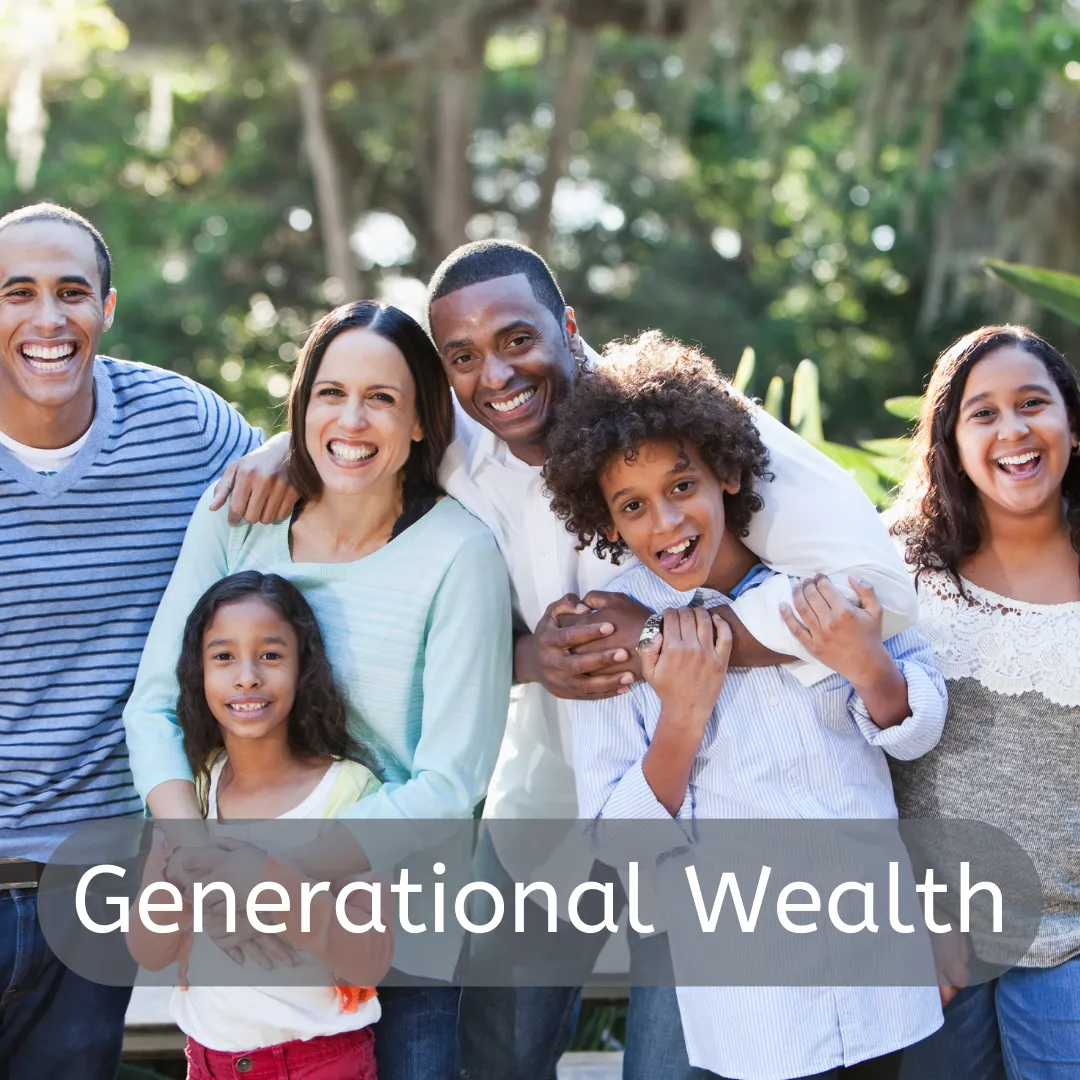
[657,535,699,571]
[995,450,1041,478]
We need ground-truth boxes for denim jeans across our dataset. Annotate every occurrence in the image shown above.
[0,887,131,1080]
[457,830,702,1080]
[458,983,703,1080]
[799,1050,904,1080]
[375,982,461,1080]
[625,985,719,1079]
[900,956,1080,1080]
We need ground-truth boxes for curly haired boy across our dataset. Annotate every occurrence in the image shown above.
[544,329,772,569]
[542,330,950,1080]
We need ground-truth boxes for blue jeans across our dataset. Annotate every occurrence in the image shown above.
[458,984,702,1080]
[900,957,1080,1080]
[458,984,579,1080]
[0,887,131,1080]
[625,985,718,1079]
[457,831,702,1080]
[375,982,461,1080]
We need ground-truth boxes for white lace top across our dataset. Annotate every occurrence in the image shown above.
[914,567,1080,707]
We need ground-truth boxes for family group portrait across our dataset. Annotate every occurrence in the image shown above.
[1,0,1078,1078]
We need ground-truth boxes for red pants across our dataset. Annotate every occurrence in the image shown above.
[185,1027,377,1079]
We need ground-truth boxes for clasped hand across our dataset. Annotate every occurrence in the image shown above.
[521,590,651,699]
[640,606,733,726]
[164,837,299,970]
[930,916,970,1008]
[779,574,891,684]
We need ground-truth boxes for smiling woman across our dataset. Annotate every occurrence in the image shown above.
[888,324,1080,1078]
[894,325,1080,580]
[123,300,513,1080]
[286,302,450,512]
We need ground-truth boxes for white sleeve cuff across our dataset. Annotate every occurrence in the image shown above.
[849,658,947,761]
[589,762,696,871]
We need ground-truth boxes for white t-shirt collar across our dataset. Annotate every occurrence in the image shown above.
[0,426,91,475]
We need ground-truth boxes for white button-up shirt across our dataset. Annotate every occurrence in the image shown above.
[573,561,946,1078]
[439,395,919,879]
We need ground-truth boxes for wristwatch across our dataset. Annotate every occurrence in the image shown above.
[636,612,663,653]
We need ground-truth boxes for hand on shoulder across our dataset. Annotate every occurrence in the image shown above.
[209,431,298,526]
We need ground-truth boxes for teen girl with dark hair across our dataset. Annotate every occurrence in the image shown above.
[890,325,1080,1078]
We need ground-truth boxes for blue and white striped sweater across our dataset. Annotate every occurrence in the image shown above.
[0,357,260,859]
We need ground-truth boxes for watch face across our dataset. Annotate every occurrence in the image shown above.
[636,615,663,653]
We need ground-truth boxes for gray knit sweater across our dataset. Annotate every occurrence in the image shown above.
[890,567,1080,967]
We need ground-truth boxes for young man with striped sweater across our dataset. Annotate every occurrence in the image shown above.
[0,204,295,1078]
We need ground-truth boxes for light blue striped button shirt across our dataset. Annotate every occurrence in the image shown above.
[574,562,947,1079]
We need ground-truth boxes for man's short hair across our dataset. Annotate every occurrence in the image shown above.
[0,203,112,298]
[427,239,567,328]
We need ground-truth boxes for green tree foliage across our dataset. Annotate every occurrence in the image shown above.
[1,0,1078,444]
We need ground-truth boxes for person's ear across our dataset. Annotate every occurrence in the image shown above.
[102,289,117,333]
[412,417,424,443]
[723,474,742,496]
[564,306,584,362]
[602,523,620,544]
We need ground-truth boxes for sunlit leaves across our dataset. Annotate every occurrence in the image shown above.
[984,260,1080,325]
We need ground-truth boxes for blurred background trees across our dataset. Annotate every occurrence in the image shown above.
[1,0,1078,441]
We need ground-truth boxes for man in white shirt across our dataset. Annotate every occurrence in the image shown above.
[428,239,918,1080]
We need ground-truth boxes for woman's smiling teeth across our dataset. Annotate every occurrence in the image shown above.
[996,450,1041,476]
[21,342,77,370]
[328,440,377,463]
[489,388,535,413]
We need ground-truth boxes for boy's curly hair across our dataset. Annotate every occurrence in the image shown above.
[543,330,772,563]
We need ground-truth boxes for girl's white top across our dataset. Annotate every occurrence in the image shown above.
[908,567,1080,706]
[168,756,381,1052]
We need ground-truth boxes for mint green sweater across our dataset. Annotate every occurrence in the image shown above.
[123,489,512,869]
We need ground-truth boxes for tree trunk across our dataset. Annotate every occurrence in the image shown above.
[293,52,361,299]
[914,0,976,171]
[675,0,725,138]
[917,191,957,333]
[531,23,599,257]
[432,8,483,258]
